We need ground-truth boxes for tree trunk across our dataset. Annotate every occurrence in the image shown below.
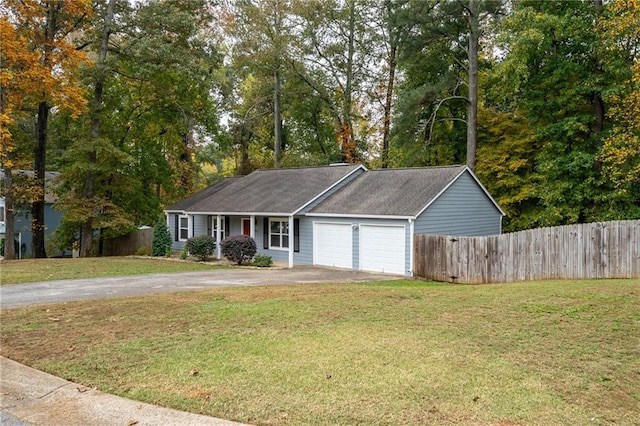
[80,0,115,257]
[342,0,357,163]
[272,1,284,169]
[31,1,61,259]
[32,100,49,258]
[382,43,397,169]
[274,69,283,168]
[3,167,15,260]
[466,0,479,171]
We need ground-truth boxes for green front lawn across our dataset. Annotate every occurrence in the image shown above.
[0,257,227,285]
[1,278,638,425]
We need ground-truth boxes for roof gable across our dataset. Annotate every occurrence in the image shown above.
[309,166,468,217]
[414,167,506,218]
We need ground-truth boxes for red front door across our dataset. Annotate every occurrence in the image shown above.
[242,218,251,236]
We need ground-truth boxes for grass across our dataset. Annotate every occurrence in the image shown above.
[0,257,228,285]
[1,279,639,425]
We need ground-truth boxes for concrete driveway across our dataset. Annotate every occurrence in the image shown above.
[0,266,399,309]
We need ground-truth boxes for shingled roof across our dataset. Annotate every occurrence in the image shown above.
[176,164,364,215]
[309,165,468,217]
[166,177,241,211]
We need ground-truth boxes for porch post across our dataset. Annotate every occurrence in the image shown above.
[216,214,222,259]
[250,214,255,238]
[288,215,294,268]
[408,218,414,277]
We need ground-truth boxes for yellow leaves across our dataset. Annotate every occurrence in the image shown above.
[596,0,640,192]
[602,0,640,40]
[0,1,91,120]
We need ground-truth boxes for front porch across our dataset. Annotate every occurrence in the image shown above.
[168,213,300,268]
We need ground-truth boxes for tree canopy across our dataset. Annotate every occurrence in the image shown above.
[1,0,638,257]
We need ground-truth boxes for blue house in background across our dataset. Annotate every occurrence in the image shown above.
[165,164,505,276]
[0,170,64,258]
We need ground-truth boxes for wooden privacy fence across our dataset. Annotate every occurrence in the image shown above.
[102,227,154,256]
[414,220,640,283]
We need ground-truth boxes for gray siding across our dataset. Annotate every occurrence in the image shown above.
[294,217,313,265]
[168,213,184,251]
[193,215,208,238]
[7,203,62,257]
[414,171,502,236]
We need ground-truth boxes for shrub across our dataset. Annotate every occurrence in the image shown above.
[221,234,257,265]
[252,254,273,267]
[136,246,150,256]
[180,244,188,260]
[186,235,216,261]
[152,218,173,257]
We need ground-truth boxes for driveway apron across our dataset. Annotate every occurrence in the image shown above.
[0,266,398,309]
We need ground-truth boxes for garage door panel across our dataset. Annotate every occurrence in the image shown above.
[314,223,352,269]
[360,225,405,275]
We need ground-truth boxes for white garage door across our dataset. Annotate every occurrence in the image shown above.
[314,222,353,269]
[360,225,406,275]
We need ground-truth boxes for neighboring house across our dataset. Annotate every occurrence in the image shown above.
[0,170,63,258]
[165,164,505,276]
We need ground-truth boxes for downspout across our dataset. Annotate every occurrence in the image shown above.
[216,215,221,259]
[288,215,294,268]
[409,218,414,277]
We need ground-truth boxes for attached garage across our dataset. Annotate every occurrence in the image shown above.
[359,224,406,275]
[313,222,353,269]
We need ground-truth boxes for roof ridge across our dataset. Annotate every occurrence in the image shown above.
[251,164,361,173]
[367,165,465,172]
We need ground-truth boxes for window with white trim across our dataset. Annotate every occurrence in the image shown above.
[210,216,225,241]
[179,215,189,241]
[269,219,289,249]
[0,204,5,223]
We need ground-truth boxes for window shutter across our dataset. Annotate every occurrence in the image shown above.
[294,219,300,252]
[224,217,230,237]
[191,216,195,237]
[263,217,269,249]
[174,215,178,241]
[207,215,212,235]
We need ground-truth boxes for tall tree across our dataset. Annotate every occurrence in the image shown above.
[52,0,222,254]
[2,1,90,258]
[376,0,415,168]
[76,0,116,257]
[293,0,378,163]
[226,0,295,168]
[597,0,640,219]
[482,0,631,228]
[465,0,479,171]
[0,17,42,260]
[391,0,502,168]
